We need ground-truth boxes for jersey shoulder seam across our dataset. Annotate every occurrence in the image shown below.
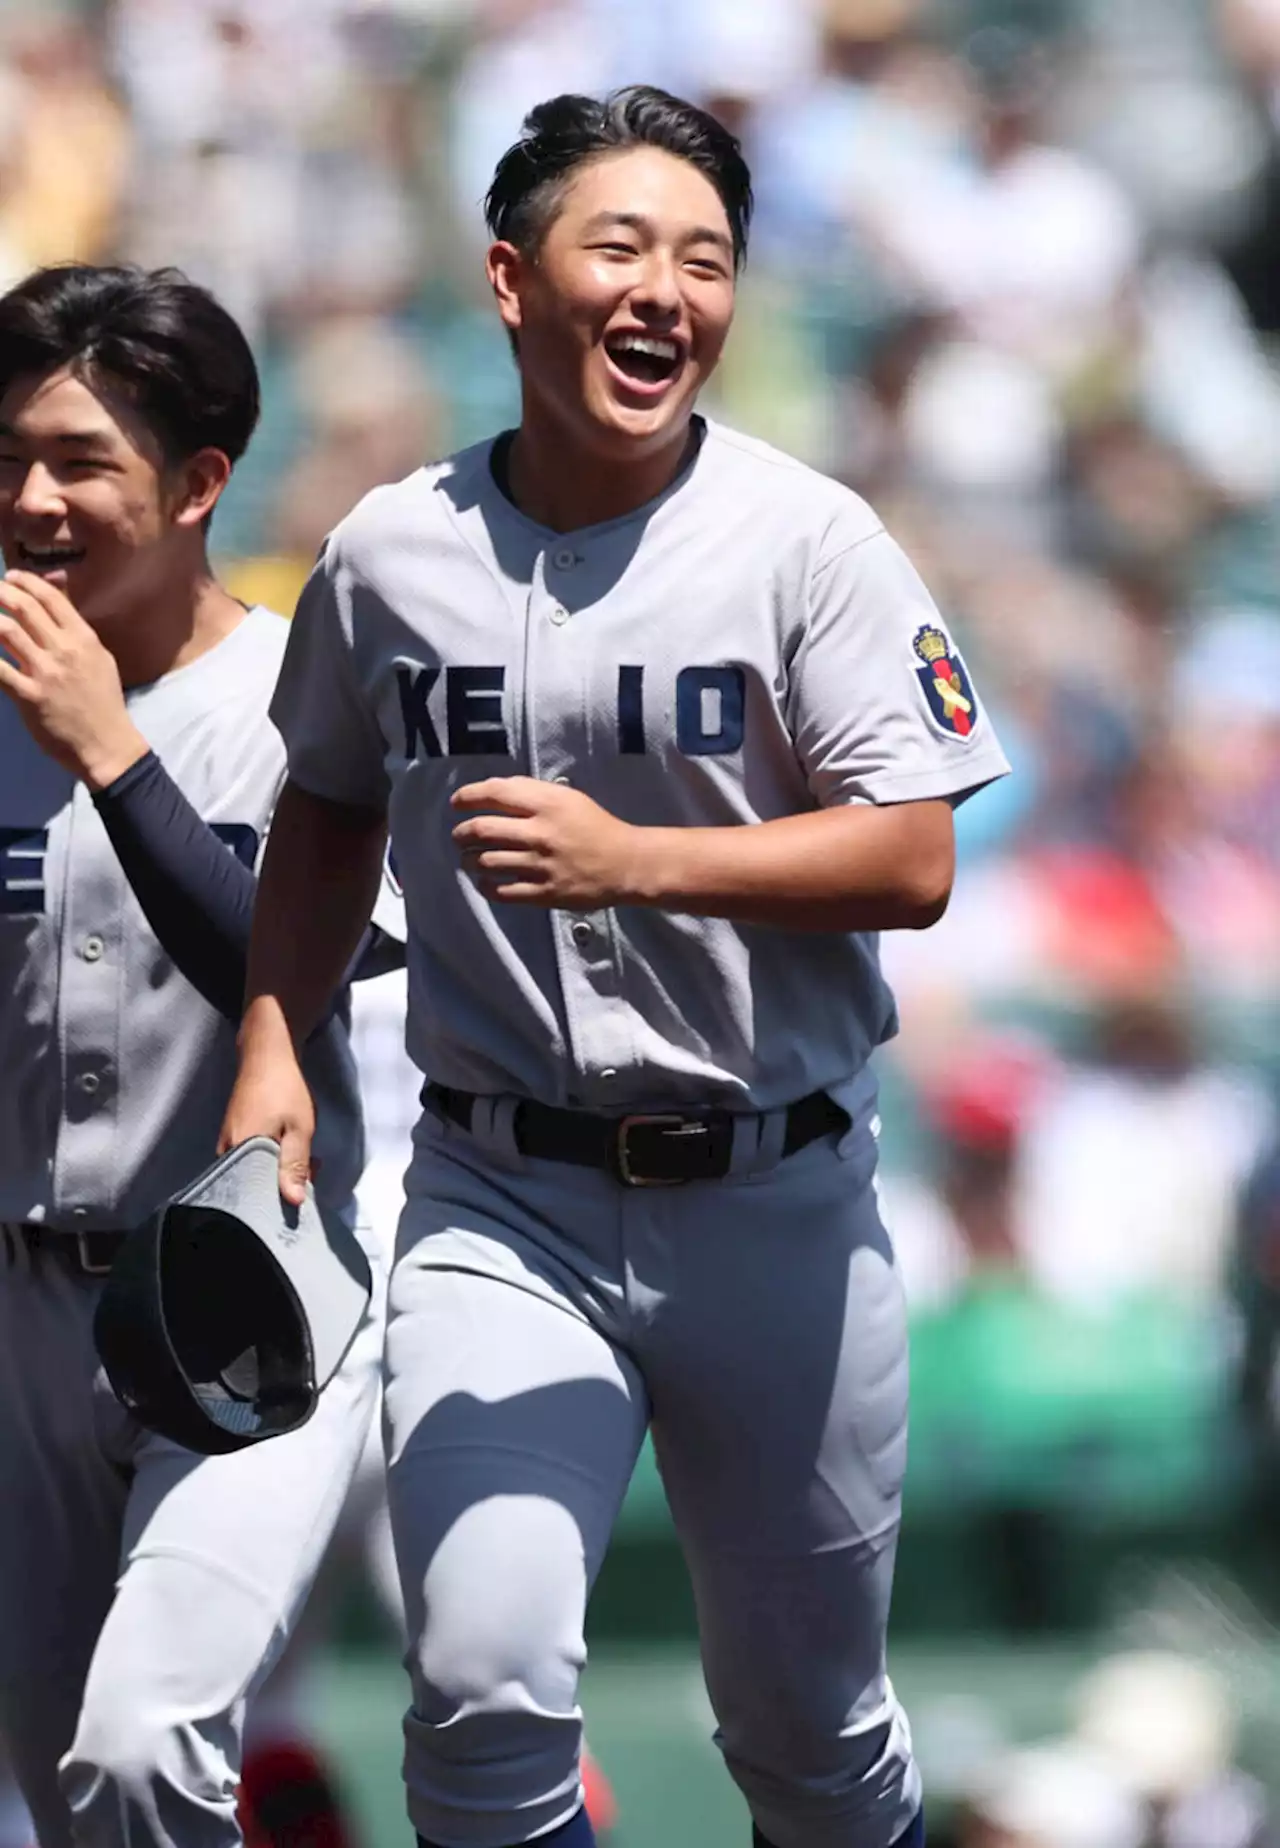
[327,460,452,554]
[810,525,889,581]
[704,421,816,474]
[702,425,889,567]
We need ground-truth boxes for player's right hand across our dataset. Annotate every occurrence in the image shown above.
[0,571,149,787]
[219,1006,316,1207]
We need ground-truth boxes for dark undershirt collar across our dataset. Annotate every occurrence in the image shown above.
[487,419,706,525]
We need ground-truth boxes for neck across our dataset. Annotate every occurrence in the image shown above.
[506,409,696,534]
[97,561,246,690]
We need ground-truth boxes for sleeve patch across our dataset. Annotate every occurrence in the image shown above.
[911,624,980,741]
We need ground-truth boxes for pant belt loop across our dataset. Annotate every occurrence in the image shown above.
[465,1094,523,1162]
[4,1224,32,1278]
[728,1106,790,1177]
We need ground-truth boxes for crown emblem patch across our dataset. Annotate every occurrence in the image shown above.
[912,625,978,741]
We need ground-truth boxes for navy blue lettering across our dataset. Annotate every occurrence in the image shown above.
[397,660,751,761]
[209,823,259,868]
[676,666,745,756]
[446,666,510,756]
[617,665,646,754]
[397,665,442,759]
[0,827,48,915]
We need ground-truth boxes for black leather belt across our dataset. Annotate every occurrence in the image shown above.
[0,1222,129,1277]
[425,1084,849,1187]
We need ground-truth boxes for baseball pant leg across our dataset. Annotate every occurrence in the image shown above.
[0,1253,126,1848]
[58,1269,384,1848]
[385,1182,647,1848]
[639,1129,921,1848]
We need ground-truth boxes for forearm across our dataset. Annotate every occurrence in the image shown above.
[242,779,388,1050]
[625,800,955,932]
[94,751,258,1020]
[95,753,399,1023]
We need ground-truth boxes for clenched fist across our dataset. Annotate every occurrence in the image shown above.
[451,775,650,910]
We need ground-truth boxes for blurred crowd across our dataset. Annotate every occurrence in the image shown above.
[6,0,1280,1839]
[932,1646,1280,1848]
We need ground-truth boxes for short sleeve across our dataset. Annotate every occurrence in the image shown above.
[788,526,1011,808]
[269,541,392,811]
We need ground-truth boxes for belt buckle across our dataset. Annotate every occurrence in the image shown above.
[76,1230,116,1277]
[615,1114,699,1187]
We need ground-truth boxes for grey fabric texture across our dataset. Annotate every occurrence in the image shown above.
[271,418,1010,1117]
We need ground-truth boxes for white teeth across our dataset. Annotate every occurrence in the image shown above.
[610,334,680,361]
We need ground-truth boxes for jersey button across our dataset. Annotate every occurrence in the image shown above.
[552,775,571,787]
[552,547,577,571]
[550,605,569,626]
[77,1072,101,1097]
[571,919,594,948]
[81,935,105,962]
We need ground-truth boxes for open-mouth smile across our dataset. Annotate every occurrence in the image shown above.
[603,330,687,399]
[14,540,87,574]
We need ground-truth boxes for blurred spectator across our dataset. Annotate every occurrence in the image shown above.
[1218,0,1280,329]
[959,1741,1146,1848]
[883,1034,1058,1310]
[1015,982,1272,1309]
[269,315,442,559]
[753,0,968,268]
[665,0,820,138]
[1075,1653,1276,1848]
[0,8,130,271]
[1136,250,1280,505]
[855,25,1142,381]
[448,0,614,247]
[114,0,422,337]
[955,1653,1276,1848]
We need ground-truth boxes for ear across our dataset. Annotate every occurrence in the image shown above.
[169,447,232,529]
[486,240,526,338]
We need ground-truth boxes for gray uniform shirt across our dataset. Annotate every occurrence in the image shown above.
[0,605,364,1229]
[272,419,1011,1114]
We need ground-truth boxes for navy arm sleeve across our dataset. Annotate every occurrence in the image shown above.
[92,751,404,1023]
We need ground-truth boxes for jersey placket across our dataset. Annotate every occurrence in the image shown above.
[525,542,635,1109]
[52,787,126,1223]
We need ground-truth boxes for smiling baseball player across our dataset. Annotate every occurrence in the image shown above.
[221,86,1010,1848]
[0,264,386,1848]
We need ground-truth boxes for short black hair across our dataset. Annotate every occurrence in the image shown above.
[485,85,753,270]
[0,264,260,469]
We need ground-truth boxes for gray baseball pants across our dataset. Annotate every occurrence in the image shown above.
[385,1096,920,1848]
[0,1227,383,1848]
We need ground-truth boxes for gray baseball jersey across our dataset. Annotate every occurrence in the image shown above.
[0,604,365,1229]
[0,603,386,1848]
[272,416,1010,1113]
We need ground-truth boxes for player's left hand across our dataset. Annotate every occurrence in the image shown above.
[0,571,148,787]
[452,776,644,909]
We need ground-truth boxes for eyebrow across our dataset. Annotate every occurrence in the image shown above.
[0,422,119,452]
[579,210,735,258]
